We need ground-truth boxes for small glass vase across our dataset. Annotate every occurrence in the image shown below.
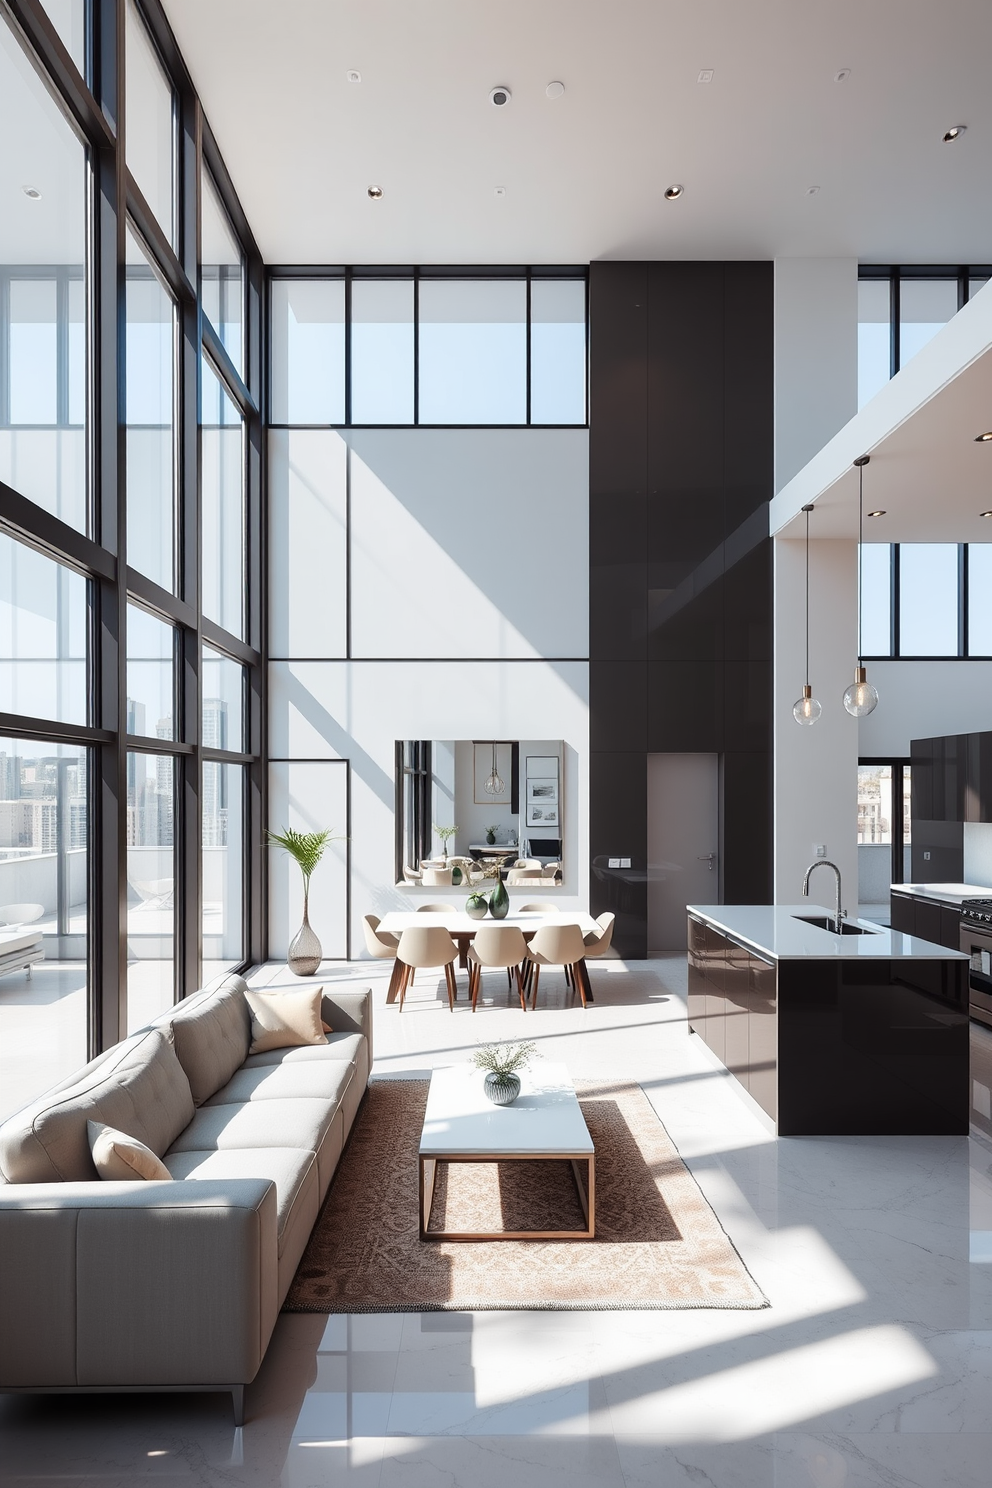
[488,875,509,919]
[288,895,322,975]
[484,1071,521,1106]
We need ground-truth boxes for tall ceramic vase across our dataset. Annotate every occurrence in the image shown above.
[488,874,509,920]
[288,890,322,975]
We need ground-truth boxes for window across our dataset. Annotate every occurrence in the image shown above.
[201,170,244,373]
[857,266,991,407]
[202,761,245,979]
[860,542,992,658]
[39,1,86,72]
[270,269,588,427]
[125,0,175,245]
[126,225,176,592]
[857,280,890,411]
[126,604,175,739]
[270,279,345,424]
[969,545,992,654]
[396,741,432,880]
[202,645,245,753]
[858,761,911,908]
[859,543,891,656]
[899,544,959,656]
[899,279,958,368]
[126,750,174,1031]
[0,19,88,531]
[201,359,245,638]
[0,534,87,726]
[419,279,526,424]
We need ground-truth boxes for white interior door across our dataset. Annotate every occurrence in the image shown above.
[647,753,720,952]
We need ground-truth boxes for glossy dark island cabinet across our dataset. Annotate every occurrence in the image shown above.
[687,915,970,1135]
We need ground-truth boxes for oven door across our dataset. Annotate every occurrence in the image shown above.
[960,922,992,1028]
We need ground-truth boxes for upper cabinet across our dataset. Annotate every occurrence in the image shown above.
[912,731,992,823]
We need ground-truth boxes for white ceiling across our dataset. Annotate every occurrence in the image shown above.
[163,0,992,266]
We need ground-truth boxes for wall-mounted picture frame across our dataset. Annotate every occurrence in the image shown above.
[527,777,558,804]
[526,799,559,827]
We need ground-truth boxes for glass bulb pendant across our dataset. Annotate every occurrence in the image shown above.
[793,684,822,726]
[843,665,878,718]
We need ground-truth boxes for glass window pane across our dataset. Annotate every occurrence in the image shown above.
[126,751,174,1032]
[858,279,890,410]
[351,279,414,423]
[201,644,245,753]
[39,1,86,72]
[202,761,244,979]
[201,171,244,374]
[859,543,891,656]
[126,603,174,739]
[0,737,88,1120]
[899,279,958,369]
[969,277,989,303]
[201,359,245,638]
[530,280,586,424]
[899,543,959,655]
[0,533,87,724]
[0,16,88,531]
[858,765,893,844]
[418,279,526,424]
[126,225,175,591]
[968,545,992,654]
[125,0,174,245]
[270,279,345,424]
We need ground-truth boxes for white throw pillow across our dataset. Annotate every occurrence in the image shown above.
[244,988,328,1055]
[87,1120,172,1181]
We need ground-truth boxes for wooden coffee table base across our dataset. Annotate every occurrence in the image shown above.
[419,1152,595,1242]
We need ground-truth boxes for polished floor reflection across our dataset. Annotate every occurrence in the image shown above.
[2,954,992,1486]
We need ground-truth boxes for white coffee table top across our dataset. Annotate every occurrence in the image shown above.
[419,1061,593,1157]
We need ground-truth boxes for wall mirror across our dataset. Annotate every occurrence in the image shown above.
[395,740,564,887]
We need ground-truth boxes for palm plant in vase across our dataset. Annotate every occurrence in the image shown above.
[472,1040,537,1106]
[267,826,338,975]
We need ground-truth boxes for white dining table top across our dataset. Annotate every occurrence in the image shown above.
[378,909,598,936]
[419,1061,593,1157]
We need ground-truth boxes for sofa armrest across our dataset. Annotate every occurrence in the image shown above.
[321,987,373,1069]
[0,1179,279,1390]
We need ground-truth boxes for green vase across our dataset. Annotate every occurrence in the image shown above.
[488,875,509,920]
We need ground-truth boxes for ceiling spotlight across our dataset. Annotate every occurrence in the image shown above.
[975,431,992,441]
[490,86,511,107]
[545,81,565,99]
[367,185,382,199]
[494,187,506,197]
[867,509,886,518]
[21,185,41,199]
[697,69,714,83]
[834,68,851,83]
[943,124,966,142]
[664,184,684,201]
[346,69,361,83]
[805,185,820,196]
[981,510,992,518]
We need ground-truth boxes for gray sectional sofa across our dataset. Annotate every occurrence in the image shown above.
[0,974,372,1423]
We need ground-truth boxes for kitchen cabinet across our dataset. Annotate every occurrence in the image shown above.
[912,729,992,824]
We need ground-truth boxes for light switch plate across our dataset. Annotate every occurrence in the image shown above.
[814,843,826,858]
[608,857,621,869]
[924,850,931,861]
[620,857,631,868]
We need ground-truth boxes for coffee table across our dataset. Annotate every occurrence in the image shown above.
[418,1061,595,1241]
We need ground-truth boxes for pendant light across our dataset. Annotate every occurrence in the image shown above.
[843,454,879,717]
[793,504,822,725]
[484,741,505,796]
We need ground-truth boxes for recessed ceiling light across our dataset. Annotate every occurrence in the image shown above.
[346,70,361,83]
[367,185,382,199]
[867,509,886,518]
[834,68,851,83]
[664,184,684,201]
[697,69,714,84]
[805,185,820,196]
[943,124,966,142]
[494,187,506,197]
[975,431,992,441]
[981,510,992,518]
[545,81,564,99]
[22,185,41,199]
[490,86,511,107]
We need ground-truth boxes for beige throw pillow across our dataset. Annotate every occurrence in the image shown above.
[87,1120,172,1181]
[245,988,328,1055]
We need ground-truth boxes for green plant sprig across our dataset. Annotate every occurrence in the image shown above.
[471,1041,537,1078]
[434,823,457,846]
[266,827,341,888]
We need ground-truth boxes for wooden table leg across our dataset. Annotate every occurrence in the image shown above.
[574,958,593,1008]
[386,956,405,1005]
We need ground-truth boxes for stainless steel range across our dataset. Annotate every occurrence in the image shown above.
[960,899,992,1028]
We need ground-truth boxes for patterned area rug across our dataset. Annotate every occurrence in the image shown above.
[284,1079,767,1312]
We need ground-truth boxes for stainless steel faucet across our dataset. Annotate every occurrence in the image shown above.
[803,860,845,933]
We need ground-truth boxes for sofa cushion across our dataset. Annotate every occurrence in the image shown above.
[242,1032,363,1069]
[166,975,251,1106]
[204,1060,355,1106]
[245,988,327,1055]
[162,1146,318,1258]
[0,1027,194,1183]
[88,1121,172,1181]
[166,1096,340,1159]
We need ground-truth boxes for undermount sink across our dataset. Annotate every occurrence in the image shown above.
[792,914,879,936]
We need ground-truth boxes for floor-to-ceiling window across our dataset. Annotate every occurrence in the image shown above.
[0,0,264,1115]
[857,265,991,408]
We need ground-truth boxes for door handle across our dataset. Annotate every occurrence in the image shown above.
[697,854,716,871]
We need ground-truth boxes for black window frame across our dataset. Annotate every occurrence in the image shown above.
[858,756,911,889]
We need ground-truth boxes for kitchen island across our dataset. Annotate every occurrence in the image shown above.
[687,905,970,1136]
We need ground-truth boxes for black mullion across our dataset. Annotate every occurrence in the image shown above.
[0,479,116,579]
[525,271,531,425]
[891,759,906,886]
[125,735,194,756]
[2,0,115,148]
[413,268,420,426]
[959,542,968,657]
[201,617,258,666]
[125,174,195,307]
[344,268,352,427]
[890,271,900,377]
[958,268,968,312]
[202,318,253,415]
[891,542,900,657]
[0,711,112,745]
[127,565,197,627]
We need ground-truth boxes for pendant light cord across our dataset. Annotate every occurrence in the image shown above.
[805,505,810,685]
[858,460,864,665]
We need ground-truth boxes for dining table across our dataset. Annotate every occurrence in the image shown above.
[376,908,599,1005]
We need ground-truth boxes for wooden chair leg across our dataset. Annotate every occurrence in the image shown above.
[514,964,527,1012]
[397,961,410,1011]
[530,963,540,1009]
[573,959,589,1009]
[564,962,572,988]
[443,961,456,1011]
[470,961,481,1011]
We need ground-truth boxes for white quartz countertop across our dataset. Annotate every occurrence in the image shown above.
[890,883,991,906]
[687,904,968,962]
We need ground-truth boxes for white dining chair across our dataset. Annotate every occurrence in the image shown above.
[395,926,459,1012]
[523,922,590,1009]
[467,924,529,1012]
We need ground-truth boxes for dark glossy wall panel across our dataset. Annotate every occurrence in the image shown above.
[722,751,773,904]
[910,819,964,883]
[647,660,723,752]
[589,750,647,960]
[590,661,647,752]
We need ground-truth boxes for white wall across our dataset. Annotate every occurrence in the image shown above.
[774,258,857,493]
[268,427,590,960]
[774,537,860,911]
[858,661,992,755]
